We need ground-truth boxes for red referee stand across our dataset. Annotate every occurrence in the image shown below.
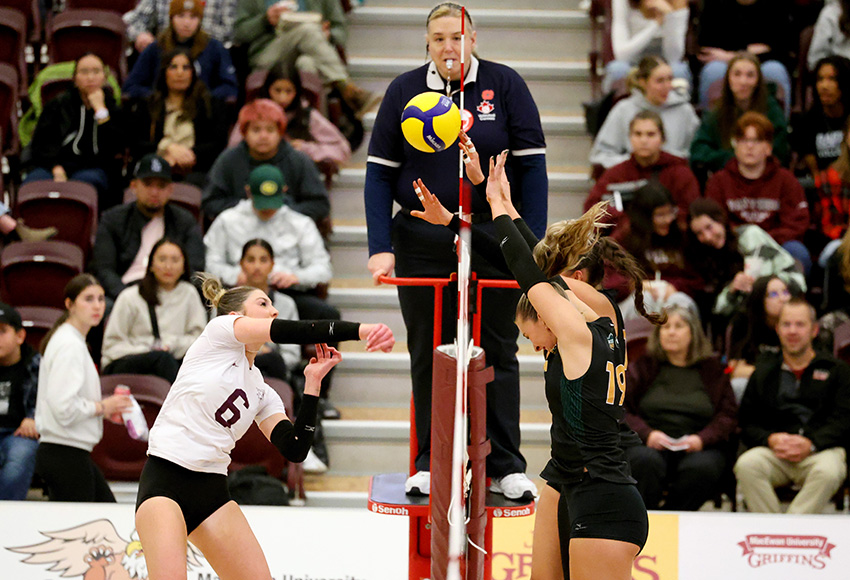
[368,274,535,580]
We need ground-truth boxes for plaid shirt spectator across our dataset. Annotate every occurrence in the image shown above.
[124,0,237,45]
[814,166,850,241]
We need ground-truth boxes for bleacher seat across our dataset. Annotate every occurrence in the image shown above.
[0,63,20,157]
[624,314,655,363]
[0,8,28,95]
[1,0,41,43]
[229,377,305,500]
[47,10,128,81]
[17,305,63,350]
[16,180,99,256]
[0,241,84,308]
[91,374,172,481]
[65,0,139,14]
[123,182,203,225]
[834,320,850,366]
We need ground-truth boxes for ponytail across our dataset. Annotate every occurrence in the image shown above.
[596,237,667,325]
[196,272,256,317]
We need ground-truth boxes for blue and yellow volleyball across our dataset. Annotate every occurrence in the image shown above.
[400,92,461,153]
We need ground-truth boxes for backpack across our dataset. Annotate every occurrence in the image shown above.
[227,465,290,506]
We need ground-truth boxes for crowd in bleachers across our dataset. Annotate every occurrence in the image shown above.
[0,0,849,514]
[587,0,850,514]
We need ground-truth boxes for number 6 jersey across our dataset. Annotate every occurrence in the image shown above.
[148,315,286,474]
[540,313,636,487]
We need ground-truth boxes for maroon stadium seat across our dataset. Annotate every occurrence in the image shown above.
[0,63,20,157]
[1,0,41,43]
[65,0,139,14]
[834,320,850,367]
[15,180,99,256]
[0,8,28,94]
[17,306,64,351]
[48,10,128,81]
[624,314,655,364]
[0,241,85,308]
[91,374,172,481]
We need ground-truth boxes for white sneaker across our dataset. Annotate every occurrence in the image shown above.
[489,473,538,501]
[405,471,430,496]
[301,448,328,474]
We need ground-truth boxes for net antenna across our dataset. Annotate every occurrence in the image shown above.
[447,6,470,580]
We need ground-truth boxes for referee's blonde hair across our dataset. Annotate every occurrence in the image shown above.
[196,272,256,317]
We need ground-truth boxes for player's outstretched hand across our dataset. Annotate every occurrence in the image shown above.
[410,179,453,226]
[304,344,343,383]
[485,150,509,210]
[459,131,484,185]
[359,323,395,352]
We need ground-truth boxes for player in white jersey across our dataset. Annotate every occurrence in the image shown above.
[135,273,394,580]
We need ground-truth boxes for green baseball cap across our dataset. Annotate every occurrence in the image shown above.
[248,165,288,210]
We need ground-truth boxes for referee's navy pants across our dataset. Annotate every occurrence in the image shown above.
[392,212,526,477]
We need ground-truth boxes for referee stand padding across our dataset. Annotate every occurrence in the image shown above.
[368,275,535,580]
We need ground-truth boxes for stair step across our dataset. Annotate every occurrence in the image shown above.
[323,419,551,476]
[348,8,591,61]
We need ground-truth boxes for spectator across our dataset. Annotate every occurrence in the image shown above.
[34,275,133,502]
[726,275,798,401]
[734,298,850,513]
[0,302,41,501]
[25,53,122,206]
[93,154,205,303]
[690,52,790,175]
[624,305,737,510]
[234,0,378,119]
[795,56,850,177]
[102,238,207,383]
[604,0,691,93]
[705,111,811,272]
[696,0,792,117]
[591,56,699,169]
[586,110,699,233]
[611,181,702,318]
[123,0,238,101]
[127,48,229,187]
[823,227,850,316]
[237,238,302,383]
[812,116,850,266]
[124,0,236,50]
[205,165,342,418]
[203,99,330,224]
[228,61,351,169]
[238,237,329,472]
[686,198,806,319]
[0,202,56,242]
[808,0,850,70]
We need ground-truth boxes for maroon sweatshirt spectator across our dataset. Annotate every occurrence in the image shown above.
[706,112,808,246]
[586,110,700,237]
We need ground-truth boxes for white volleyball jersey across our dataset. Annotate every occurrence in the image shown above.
[147,315,286,474]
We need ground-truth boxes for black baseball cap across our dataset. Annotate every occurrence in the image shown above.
[0,302,22,330]
[134,154,172,181]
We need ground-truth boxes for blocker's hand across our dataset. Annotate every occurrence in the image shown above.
[458,131,484,185]
[410,179,453,226]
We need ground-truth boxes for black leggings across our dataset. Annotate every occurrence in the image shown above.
[35,442,115,502]
[103,350,180,383]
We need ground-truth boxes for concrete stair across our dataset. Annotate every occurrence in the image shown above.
[312,1,594,505]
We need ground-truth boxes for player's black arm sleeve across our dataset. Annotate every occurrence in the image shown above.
[513,217,540,250]
[270,318,360,344]
[494,215,549,295]
[270,394,319,462]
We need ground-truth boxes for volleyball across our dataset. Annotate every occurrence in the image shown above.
[400,92,461,153]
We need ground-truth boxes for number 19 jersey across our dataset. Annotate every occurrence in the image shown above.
[540,315,635,486]
[148,315,286,475]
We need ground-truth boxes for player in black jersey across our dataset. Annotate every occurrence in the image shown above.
[412,145,649,579]
[484,153,664,580]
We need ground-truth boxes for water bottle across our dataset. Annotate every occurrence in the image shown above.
[122,395,149,442]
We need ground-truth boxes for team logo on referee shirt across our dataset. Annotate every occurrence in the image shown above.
[476,89,496,121]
